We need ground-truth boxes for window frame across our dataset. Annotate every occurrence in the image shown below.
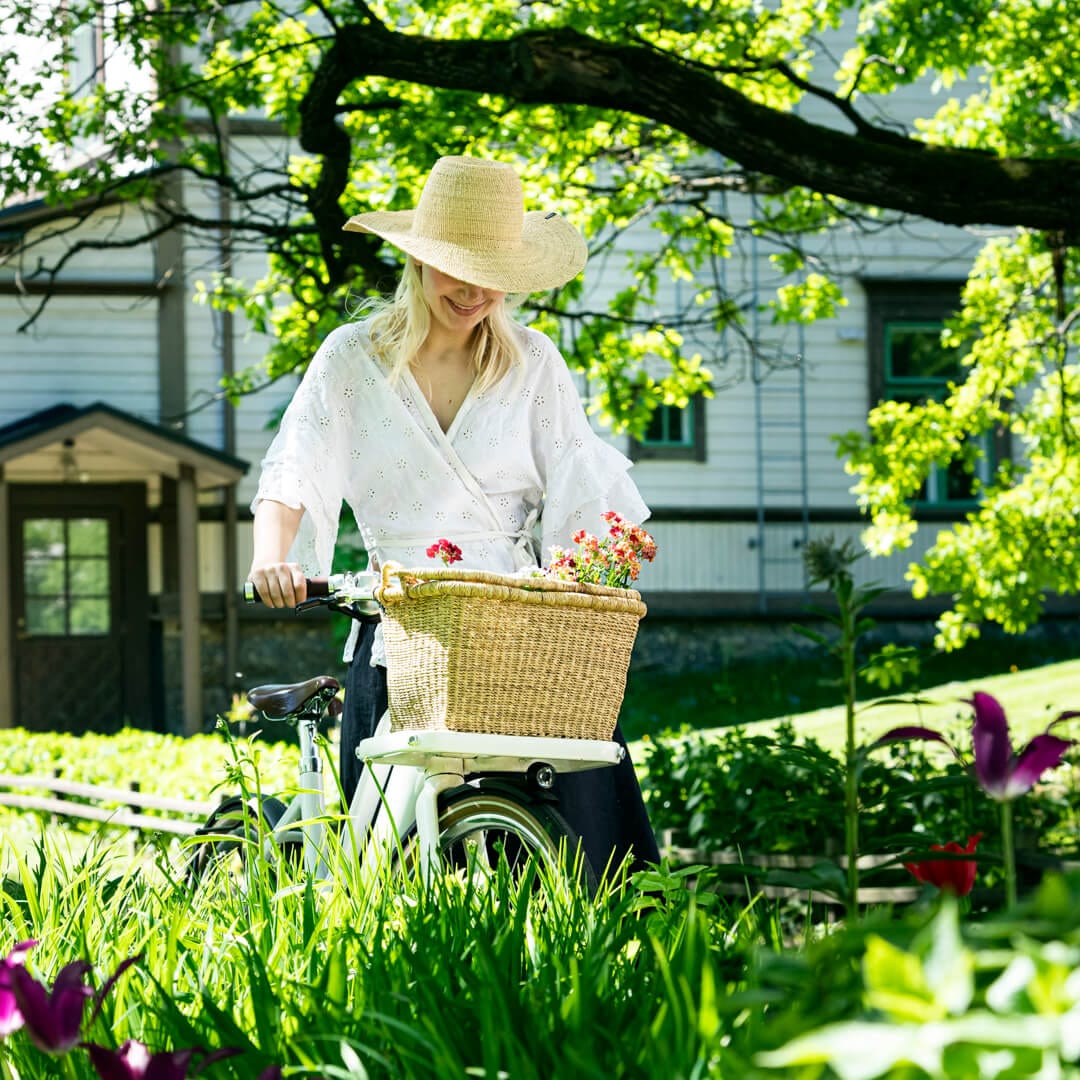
[630,394,707,462]
[864,279,1007,512]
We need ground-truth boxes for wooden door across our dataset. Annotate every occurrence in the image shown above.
[10,485,150,733]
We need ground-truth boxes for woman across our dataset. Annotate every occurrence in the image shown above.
[249,155,659,874]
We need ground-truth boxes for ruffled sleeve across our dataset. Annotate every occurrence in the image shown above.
[252,326,356,575]
[532,334,650,558]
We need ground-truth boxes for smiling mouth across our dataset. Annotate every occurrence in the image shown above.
[447,298,486,317]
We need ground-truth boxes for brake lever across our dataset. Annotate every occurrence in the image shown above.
[295,596,333,614]
[327,599,380,621]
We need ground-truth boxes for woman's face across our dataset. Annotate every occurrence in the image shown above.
[419,263,505,341]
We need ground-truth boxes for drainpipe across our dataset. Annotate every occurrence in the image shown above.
[0,465,13,728]
[217,113,240,706]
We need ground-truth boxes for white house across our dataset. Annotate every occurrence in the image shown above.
[0,17,1041,736]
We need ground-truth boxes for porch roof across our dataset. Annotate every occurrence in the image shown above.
[0,402,248,489]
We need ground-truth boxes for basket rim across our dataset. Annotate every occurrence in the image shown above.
[377,562,644,601]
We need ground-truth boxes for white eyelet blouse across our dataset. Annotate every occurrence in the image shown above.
[253,319,650,660]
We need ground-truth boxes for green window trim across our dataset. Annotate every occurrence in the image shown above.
[881,318,992,509]
[631,395,707,462]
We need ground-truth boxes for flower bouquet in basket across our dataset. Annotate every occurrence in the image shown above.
[541,511,657,590]
[377,515,656,740]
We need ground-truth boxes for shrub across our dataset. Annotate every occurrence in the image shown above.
[642,723,1080,863]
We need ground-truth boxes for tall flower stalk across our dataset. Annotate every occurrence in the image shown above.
[797,537,919,922]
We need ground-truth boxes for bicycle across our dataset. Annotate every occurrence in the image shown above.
[189,571,624,891]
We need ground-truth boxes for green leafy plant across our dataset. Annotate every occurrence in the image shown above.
[794,536,921,920]
[753,873,1080,1078]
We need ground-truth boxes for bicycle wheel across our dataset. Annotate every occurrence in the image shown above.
[186,794,296,888]
[406,784,597,894]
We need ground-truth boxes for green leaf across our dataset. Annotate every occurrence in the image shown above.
[863,935,939,1023]
[920,900,974,1016]
[755,1021,942,1079]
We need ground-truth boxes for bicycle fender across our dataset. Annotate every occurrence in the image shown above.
[445,775,560,807]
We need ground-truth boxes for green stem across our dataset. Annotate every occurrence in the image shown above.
[1001,798,1017,909]
[842,604,859,924]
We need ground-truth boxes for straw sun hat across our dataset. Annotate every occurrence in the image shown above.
[342,156,587,294]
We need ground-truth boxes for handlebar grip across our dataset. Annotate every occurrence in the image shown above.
[242,578,330,604]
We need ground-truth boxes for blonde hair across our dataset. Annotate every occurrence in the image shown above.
[359,257,525,394]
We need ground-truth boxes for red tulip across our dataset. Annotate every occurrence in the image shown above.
[904,833,983,896]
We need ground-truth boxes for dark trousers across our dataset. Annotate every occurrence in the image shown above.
[341,620,660,876]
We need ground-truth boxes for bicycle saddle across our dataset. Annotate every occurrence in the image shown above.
[247,675,341,720]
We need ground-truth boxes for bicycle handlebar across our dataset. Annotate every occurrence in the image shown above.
[242,578,329,604]
[242,571,380,613]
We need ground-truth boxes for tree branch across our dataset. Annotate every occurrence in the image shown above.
[305,21,1080,236]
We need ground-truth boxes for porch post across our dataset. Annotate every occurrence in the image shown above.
[177,463,202,736]
[0,466,13,728]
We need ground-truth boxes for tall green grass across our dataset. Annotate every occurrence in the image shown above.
[0,824,765,1079]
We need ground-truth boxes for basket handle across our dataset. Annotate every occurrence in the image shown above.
[380,560,405,592]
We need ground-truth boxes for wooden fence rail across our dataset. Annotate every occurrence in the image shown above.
[658,832,1080,906]
[0,773,217,837]
[659,831,921,904]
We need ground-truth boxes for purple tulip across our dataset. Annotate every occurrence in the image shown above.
[5,950,140,1056]
[9,958,95,1054]
[877,691,1076,801]
[0,940,37,1037]
[85,1040,243,1080]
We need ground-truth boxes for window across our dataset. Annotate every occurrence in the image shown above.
[866,282,999,509]
[22,517,111,636]
[68,7,107,97]
[631,395,706,462]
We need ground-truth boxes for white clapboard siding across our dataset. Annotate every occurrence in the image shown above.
[0,205,156,283]
[639,519,956,594]
[0,295,159,428]
[177,131,311,495]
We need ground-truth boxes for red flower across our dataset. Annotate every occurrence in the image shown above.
[904,833,983,896]
[425,539,463,566]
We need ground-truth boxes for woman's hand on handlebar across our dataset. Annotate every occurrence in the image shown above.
[247,561,307,608]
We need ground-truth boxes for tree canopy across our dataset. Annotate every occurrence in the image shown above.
[1,0,1078,646]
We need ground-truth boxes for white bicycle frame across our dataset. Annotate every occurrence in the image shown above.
[255,572,625,885]
[272,714,624,885]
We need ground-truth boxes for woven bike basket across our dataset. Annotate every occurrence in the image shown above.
[373,563,647,740]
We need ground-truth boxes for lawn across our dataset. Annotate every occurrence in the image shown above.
[747,656,1080,753]
[619,629,1080,746]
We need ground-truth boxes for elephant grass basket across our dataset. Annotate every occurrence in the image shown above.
[374,562,647,740]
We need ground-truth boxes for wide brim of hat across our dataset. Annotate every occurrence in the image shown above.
[343,209,587,294]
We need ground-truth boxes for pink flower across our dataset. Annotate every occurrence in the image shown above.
[9,959,95,1054]
[2,949,139,1056]
[425,539,463,566]
[877,691,1075,801]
